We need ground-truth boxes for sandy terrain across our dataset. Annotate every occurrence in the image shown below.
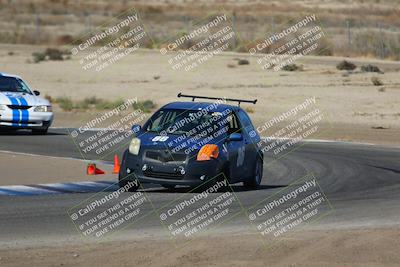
[1,44,399,146]
[1,228,399,267]
[1,2,399,265]
[1,44,399,267]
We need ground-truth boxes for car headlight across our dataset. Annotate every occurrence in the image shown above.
[0,104,6,111]
[34,105,52,112]
[129,138,141,155]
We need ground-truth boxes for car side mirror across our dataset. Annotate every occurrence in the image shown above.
[228,133,243,142]
[33,90,40,96]
[131,124,142,134]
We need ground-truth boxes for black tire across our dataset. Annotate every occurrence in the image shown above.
[162,184,176,190]
[243,157,263,189]
[1,128,17,134]
[118,180,139,192]
[118,179,139,192]
[32,128,48,135]
[118,151,139,192]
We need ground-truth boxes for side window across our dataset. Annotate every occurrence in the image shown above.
[237,110,258,140]
[227,112,241,135]
[238,110,253,129]
[147,111,164,132]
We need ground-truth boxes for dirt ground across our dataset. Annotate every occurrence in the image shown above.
[1,45,400,266]
[1,44,399,146]
[1,228,399,267]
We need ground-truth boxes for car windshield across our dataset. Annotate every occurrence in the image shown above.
[0,76,32,94]
[146,108,228,135]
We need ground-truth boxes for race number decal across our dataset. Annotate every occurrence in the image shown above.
[152,136,169,142]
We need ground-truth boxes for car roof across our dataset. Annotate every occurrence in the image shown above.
[0,72,22,79]
[161,101,240,112]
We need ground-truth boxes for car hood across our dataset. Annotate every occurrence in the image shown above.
[138,131,221,154]
[0,92,50,106]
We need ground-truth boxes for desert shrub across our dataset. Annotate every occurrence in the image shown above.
[371,77,383,86]
[57,97,74,111]
[74,101,89,110]
[62,49,72,56]
[237,59,250,65]
[55,97,126,111]
[133,100,156,113]
[282,64,302,71]
[32,52,46,63]
[83,96,102,105]
[44,94,53,102]
[245,107,254,114]
[336,60,357,71]
[361,64,382,73]
[94,99,125,110]
[45,48,63,60]
[31,48,71,63]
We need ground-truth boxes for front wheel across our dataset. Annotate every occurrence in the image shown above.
[118,151,139,192]
[243,157,263,189]
[119,179,139,192]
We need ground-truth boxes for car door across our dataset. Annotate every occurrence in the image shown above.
[225,111,247,183]
[236,109,259,179]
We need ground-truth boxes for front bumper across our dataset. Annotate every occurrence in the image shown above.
[0,109,53,129]
[120,150,226,187]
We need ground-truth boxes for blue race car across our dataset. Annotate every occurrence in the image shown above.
[119,93,263,191]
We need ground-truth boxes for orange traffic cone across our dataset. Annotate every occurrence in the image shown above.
[87,163,96,175]
[87,163,105,175]
[113,155,120,174]
[95,166,105,175]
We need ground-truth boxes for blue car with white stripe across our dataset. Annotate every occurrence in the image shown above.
[0,73,53,134]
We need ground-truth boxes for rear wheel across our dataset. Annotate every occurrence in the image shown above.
[243,157,263,189]
[32,128,48,135]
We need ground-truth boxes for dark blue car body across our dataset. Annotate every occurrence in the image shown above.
[119,101,263,190]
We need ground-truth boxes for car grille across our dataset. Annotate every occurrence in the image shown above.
[7,105,31,110]
[143,170,184,180]
[145,150,186,163]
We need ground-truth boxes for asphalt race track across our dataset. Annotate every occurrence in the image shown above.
[0,128,400,246]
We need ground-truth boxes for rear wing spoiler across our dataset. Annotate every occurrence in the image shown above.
[177,92,257,106]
